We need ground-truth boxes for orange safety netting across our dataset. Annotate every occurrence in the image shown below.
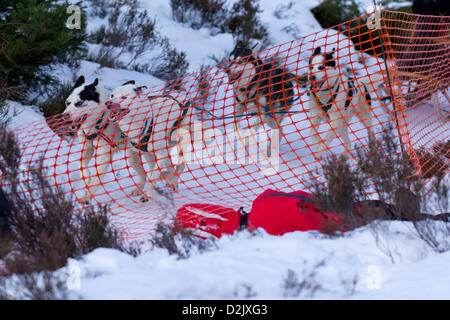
[1,10,449,239]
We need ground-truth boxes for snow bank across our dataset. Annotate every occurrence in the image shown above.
[62,221,450,299]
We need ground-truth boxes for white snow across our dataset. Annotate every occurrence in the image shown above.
[60,221,450,299]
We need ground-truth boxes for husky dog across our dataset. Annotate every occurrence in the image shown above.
[307,46,388,159]
[106,81,194,200]
[63,76,145,204]
[224,42,298,143]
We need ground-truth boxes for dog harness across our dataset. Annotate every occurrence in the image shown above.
[84,112,123,148]
[129,118,154,152]
[312,77,357,119]
[168,99,191,139]
[123,94,189,152]
[311,79,340,118]
[345,80,355,109]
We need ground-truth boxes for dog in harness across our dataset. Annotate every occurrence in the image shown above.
[224,42,299,146]
[106,81,194,201]
[63,76,149,204]
[307,47,388,159]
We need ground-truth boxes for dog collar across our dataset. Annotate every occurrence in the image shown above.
[314,77,340,93]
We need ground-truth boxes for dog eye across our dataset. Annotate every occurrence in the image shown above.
[110,94,114,98]
[121,96,127,99]
[75,101,83,107]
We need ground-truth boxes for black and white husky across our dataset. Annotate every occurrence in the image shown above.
[307,46,388,159]
[63,76,145,204]
[106,81,194,201]
[225,42,298,142]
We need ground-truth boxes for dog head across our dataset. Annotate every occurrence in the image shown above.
[309,47,337,89]
[52,76,108,138]
[64,76,110,115]
[106,80,147,121]
[225,42,261,85]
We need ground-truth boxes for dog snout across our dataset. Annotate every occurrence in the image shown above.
[105,101,114,109]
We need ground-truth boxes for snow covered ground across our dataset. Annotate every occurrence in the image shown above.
[60,221,450,299]
[2,0,449,300]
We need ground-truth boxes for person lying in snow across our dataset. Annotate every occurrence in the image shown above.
[176,189,449,239]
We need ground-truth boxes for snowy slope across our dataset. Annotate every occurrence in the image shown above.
[140,0,323,71]
[61,221,450,299]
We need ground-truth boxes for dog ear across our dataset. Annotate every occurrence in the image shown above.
[134,86,147,94]
[250,42,260,54]
[324,51,336,68]
[313,47,322,56]
[325,59,336,68]
[122,80,136,86]
[74,76,85,89]
[92,78,99,86]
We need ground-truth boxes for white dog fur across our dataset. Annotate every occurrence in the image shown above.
[307,47,388,159]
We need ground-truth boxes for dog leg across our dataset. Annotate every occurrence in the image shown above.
[142,155,163,202]
[276,117,284,144]
[79,134,94,183]
[125,147,147,197]
[315,115,344,160]
[165,148,185,192]
[336,125,352,158]
[80,139,112,204]
[356,103,373,137]
[233,103,247,131]
[137,152,156,202]
[78,134,95,204]
[308,106,325,159]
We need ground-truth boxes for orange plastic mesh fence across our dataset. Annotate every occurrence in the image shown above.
[2,10,449,239]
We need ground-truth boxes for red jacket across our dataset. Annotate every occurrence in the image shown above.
[247,189,343,235]
[176,189,344,238]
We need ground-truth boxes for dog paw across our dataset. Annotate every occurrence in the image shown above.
[314,153,324,161]
[79,198,91,205]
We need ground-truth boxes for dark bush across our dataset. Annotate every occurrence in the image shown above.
[311,0,414,57]
[87,0,189,80]
[311,0,361,30]
[151,221,216,259]
[170,0,269,47]
[0,124,124,275]
[226,0,269,46]
[149,39,190,80]
[39,81,76,117]
[310,126,450,252]
[171,0,227,32]
[88,1,157,65]
[0,0,86,100]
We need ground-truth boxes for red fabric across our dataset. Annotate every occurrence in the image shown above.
[247,189,343,235]
[176,189,344,238]
[176,203,241,239]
